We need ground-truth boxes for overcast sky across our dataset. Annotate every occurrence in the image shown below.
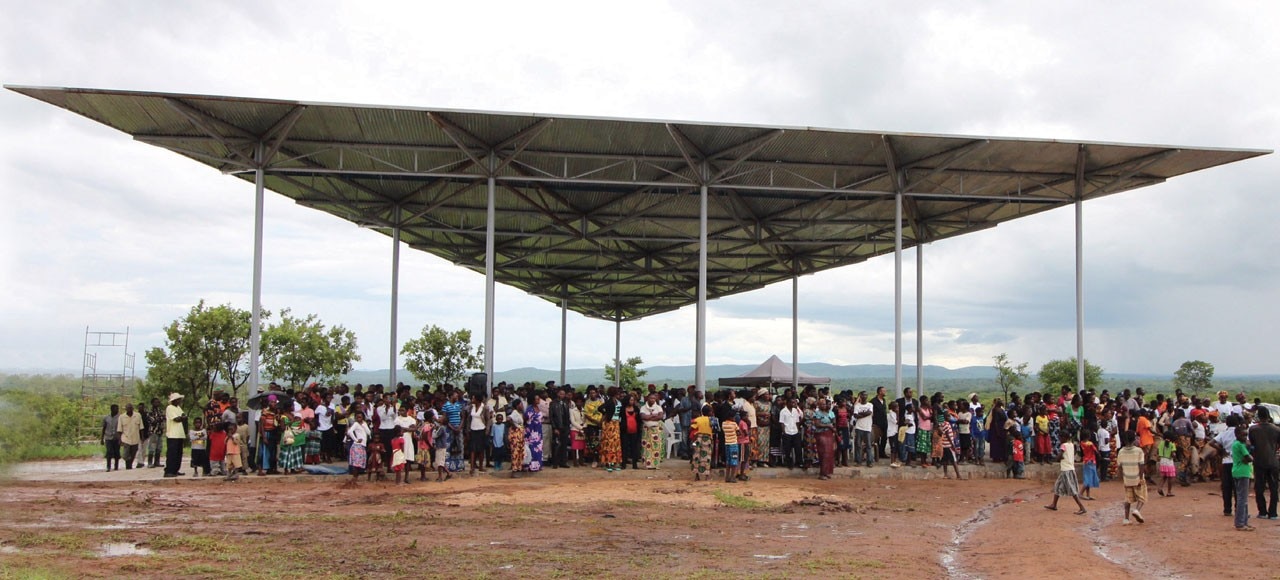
[2,1,1276,378]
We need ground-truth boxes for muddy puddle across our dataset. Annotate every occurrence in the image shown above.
[96,542,152,557]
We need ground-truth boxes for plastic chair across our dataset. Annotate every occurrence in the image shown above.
[665,419,683,458]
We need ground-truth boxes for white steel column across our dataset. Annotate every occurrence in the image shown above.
[1075,198,1085,393]
[916,243,923,393]
[560,298,567,386]
[792,274,799,390]
[696,182,708,393]
[614,316,622,389]
[484,167,496,396]
[389,225,400,387]
[1075,146,1086,393]
[894,192,903,397]
[249,143,265,393]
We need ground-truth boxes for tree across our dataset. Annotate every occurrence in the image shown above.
[144,300,241,406]
[1173,360,1215,398]
[1037,357,1104,392]
[260,308,360,388]
[400,325,483,387]
[604,356,647,390]
[993,353,1029,401]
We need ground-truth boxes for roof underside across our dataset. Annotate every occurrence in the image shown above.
[10,86,1268,321]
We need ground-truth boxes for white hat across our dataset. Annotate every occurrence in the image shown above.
[168,392,184,403]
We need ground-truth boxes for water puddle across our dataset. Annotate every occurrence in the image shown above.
[940,488,1034,579]
[97,543,153,557]
[753,554,790,561]
[1085,506,1186,579]
[0,545,20,554]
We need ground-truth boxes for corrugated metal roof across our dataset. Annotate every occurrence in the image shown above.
[8,85,1269,321]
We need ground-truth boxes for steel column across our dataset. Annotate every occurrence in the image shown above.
[792,274,799,390]
[614,317,622,389]
[696,182,708,393]
[1075,145,1086,393]
[484,168,496,397]
[390,225,400,387]
[560,298,567,386]
[894,192,903,397]
[1075,198,1085,392]
[916,243,923,393]
[249,143,265,393]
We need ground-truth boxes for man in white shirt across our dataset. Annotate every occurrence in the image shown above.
[852,392,874,467]
[1097,422,1112,482]
[1212,390,1237,418]
[778,397,803,469]
[1214,415,1240,516]
[315,396,335,462]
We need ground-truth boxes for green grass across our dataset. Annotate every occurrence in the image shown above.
[712,489,767,509]
[9,532,86,551]
[148,534,232,555]
[21,443,105,461]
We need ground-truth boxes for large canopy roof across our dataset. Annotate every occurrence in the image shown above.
[10,86,1267,321]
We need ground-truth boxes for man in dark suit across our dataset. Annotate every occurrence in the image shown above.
[550,386,572,468]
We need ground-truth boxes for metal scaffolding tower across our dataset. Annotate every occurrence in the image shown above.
[79,327,136,438]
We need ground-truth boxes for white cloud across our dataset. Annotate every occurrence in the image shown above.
[2,0,1277,377]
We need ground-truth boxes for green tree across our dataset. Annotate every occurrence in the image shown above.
[1037,357,1104,392]
[993,353,1029,401]
[604,356,647,390]
[400,325,483,387]
[260,308,360,387]
[144,301,224,406]
[1173,360,1215,398]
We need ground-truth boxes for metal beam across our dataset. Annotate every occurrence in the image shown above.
[1075,144,1086,394]
[249,143,265,395]
[390,224,400,387]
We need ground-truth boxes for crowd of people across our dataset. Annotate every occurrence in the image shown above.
[100,381,1280,530]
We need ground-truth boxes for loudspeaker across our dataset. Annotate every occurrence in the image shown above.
[467,373,488,398]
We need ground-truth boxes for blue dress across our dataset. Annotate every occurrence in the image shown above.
[525,409,544,472]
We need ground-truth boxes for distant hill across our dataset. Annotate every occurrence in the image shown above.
[341,362,1001,387]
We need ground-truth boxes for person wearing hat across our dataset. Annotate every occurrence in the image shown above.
[163,392,188,477]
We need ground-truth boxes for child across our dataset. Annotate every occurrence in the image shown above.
[1008,427,1025,479]
[1080,432,1099,500]
[433,413,451,482]
[1044,431,1087,515]
[490,410,508,472]
[1034,409,1051,464]
[207,421,228,477]
[722,412,740,483]
[1231,425,1254,531]
[1116,430,1147,524]
[973,405,987,466]
[417,420,433,481]
[224,423,243,480]
[305,417,323,465]
[938,415,962,480]
[736,413,751,481]
[390,426,407,484]
[189,417,209,477]
[1156,429,1178,497]
[367,437,386,482]
[345,411,370,485]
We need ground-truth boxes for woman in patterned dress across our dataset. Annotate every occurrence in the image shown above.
[599,389,623,471]
[754,390,772,468]
[690,405,714,480]
[508,400,526,477]
[525,396,544,472]
[278,410,305,474]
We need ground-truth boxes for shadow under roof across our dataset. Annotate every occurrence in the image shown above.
[9,85,1269,321]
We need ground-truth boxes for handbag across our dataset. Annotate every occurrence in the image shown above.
[282,426,296,447]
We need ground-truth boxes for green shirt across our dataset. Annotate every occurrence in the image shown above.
[1232,440,1253,480]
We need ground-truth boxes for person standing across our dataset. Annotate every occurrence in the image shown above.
[163,393,187,478]
[550,388,572,469]
[1233,425,1256,531]
[872,387,889,460]
[116,403,143,470]
[813,399,837,480]
[1215,415,1241,517]
[1249,407,1280,520]
[852,392,874,468]
[639,393,666,470]
[1117,431,1147,525]
[101,404,121,472]
[779,397,803,470]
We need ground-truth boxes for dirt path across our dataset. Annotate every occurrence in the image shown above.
[0,471,1276,578]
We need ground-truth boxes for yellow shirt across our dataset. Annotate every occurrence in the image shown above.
[165,404,186,439]
[117,412,143,446]
[692,415,712,436]
[584,399,603,427]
